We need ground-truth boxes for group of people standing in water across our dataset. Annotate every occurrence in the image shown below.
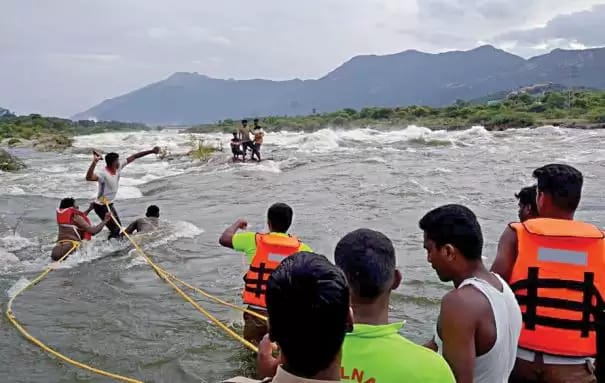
[51,146,162,260]
[231,118,265,162]
[48,146,603,383]
[222,163,603,383]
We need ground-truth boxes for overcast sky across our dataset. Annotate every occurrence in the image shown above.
[1,0,605,117]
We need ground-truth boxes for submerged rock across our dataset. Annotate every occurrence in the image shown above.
[0,148,26,172]
[32,134,73,152]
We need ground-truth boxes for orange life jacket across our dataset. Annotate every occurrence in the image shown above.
[242,233,302,308]
[509,218,605,357]
[56,208,92,241]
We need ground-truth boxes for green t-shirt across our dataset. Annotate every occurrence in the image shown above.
[341,322,455,383]
[232,232,312,263]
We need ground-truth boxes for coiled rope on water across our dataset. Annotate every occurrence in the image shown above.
[5,240,144,383]
[6,200,268,382]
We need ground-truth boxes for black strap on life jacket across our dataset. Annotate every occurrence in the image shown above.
[511,268,604,338]
[243,262,276,298]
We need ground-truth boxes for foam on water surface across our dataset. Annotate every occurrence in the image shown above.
[6,277,31,298]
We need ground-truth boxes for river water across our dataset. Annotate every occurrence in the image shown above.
[1,126,604,383]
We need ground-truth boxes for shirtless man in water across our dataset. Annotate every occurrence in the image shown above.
[125,205,160,235]
[52,198,110,261]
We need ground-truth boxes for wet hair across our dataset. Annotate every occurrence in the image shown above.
[268,203,293,233]
[335,229,395,299]
[533,164,583,212]
[241,119,248,124]
[105,152,119,167]
[419,204,483,260]
[232,131,238,137]
[59,198,76,209]
[267,252,349,378]
[146,205,160,218]
[515,186,538,214]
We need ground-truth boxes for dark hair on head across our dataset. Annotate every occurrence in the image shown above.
[268,203,293,233]
[254,118,259,122]
[515,185,538,213]
[241,119,248,124]
[267,252,349,378]
[533,164,583,212]
[335,229,395,299]
[146,205,160,218]
[59,198,76,209]
[419,204,483,260]
[105,152,119,167]
[232,131,238,136]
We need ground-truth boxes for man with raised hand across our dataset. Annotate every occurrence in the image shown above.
[219,203,312,345]
[85,147,159,239]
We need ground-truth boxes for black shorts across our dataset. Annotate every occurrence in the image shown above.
[93,203,122,240]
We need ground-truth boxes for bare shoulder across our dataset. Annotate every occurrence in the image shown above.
[499,225,517,244]
[72,214,89,228]
[442,286,487,320]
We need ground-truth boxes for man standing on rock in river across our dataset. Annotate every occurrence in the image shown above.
[85,147,160,239]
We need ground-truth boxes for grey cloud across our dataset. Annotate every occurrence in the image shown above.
[1,0,604,117]
[417,0,540,26]
[495,4,605,47]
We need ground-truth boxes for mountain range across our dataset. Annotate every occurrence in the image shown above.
[74,45,605,125]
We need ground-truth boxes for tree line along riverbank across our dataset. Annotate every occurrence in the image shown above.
[185,90,605,134]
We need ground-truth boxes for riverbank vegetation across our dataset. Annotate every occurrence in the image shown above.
[0,111,149,151]
[186,90,605,133]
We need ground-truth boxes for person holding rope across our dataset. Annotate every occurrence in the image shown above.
[85,147,160,239]
[51,198,110,261]
[219,203,312,345]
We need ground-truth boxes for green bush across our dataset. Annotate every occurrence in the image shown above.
[589,108,605,123]
[7,138,20,147]
[188,137,217,161]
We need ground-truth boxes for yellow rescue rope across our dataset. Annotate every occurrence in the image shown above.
[5,240,144,383]
[162,269,267,321]
[7,201,266,383]
[102,200,260,352]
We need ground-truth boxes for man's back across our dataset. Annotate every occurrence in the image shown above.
[342,323,455,383]
[239,126,251,142]
[136,217,159,233]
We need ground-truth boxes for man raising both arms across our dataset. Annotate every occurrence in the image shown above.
[219,202,312,345]
[85,147,160,239]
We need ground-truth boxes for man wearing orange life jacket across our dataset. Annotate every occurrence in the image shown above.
[219,202,312,345]
[491,164,605,383]
[51,198,110,261]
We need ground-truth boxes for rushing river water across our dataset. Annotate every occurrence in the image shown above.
[1,126,604,383]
